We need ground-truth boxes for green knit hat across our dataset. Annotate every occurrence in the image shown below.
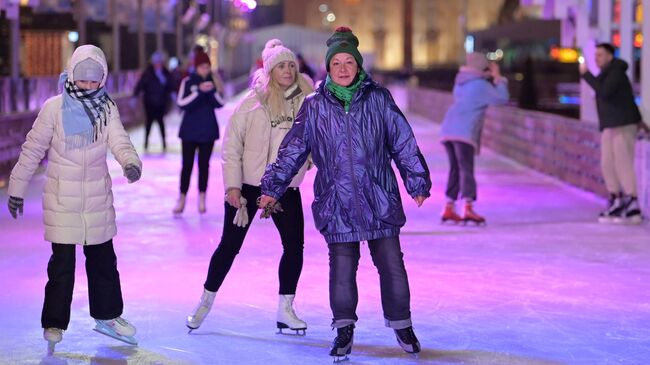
[325,26,363,71]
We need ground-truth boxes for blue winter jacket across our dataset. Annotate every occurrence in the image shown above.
[261,76,431,244]
[439,69,509,152]
[177,73,224,143]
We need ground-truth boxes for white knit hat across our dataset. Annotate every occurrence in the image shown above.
[262,39,296,76]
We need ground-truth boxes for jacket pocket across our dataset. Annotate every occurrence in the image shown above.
[311,183,336,231]
[365,180,405,226]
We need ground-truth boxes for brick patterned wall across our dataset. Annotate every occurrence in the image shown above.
[407,86,650,213]
[0,96,144,180]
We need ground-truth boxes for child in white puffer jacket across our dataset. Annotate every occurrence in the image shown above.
[7,45,142,352]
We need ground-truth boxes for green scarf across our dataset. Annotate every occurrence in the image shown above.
[325,70,366,112]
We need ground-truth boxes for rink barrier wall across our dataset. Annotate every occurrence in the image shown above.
[0,96,144,182]
[407,86,650,214]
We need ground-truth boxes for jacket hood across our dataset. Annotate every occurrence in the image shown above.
[454,66,487,85]
[67,45,109,87]
[606,58,629,72]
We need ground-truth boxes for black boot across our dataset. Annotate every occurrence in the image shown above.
[612,194,643,224]
[598,192,622,223]
[394,326,421,354]
[330,324,354,360]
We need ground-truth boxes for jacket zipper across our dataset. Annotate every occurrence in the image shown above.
[81,147,87,245]
[344,110,363,224]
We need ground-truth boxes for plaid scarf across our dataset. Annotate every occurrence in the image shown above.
[61,74,115,150]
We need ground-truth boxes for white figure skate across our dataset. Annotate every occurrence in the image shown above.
[93,317,138,345]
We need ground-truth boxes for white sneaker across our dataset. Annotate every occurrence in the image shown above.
[186,289,216,330]
[96,317,136,337]
[277,294,307,334]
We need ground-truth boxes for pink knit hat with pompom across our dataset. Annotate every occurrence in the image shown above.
[262,39,296,75]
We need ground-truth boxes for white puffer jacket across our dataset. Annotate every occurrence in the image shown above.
[8,45,141,245]
[222,83,310,191]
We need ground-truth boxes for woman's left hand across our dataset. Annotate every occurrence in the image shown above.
[413,196,427,207]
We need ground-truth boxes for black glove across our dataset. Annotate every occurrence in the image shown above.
[8,196,24,219]
[124,164,141,183]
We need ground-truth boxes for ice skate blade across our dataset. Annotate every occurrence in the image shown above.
[612,216,643,225]
[331,354,349,363]
[276,322,306,336]
[440,218,461,225]
[93,325,138,345]
[47,341,56,355]
[462,220,486,226]
[276,328,306,336]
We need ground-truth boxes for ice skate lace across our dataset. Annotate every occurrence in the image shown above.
[396,327,417,344]
[332,325,354,346]
[114,317,129,327]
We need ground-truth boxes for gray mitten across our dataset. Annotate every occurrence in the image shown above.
[124,164,141,183]
[8,196,24,219]
[233,197,249,227]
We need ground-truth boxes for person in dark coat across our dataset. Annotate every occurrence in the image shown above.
[258,27,431,359]
[580,43,644,224]
[133,52,173,152]
[173,50,224,215]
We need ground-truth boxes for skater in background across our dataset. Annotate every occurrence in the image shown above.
[439,52,509,225]
[173,48,224,215]
[133,51,173,152]
[6,45,142,352]
[258,27,431,360]
[186,39,314,335]
[580,42,645,224]
[296,53,316,81]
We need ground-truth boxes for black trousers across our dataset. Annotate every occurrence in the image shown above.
[329,236,412,329]
[41,240,124,330]
[204,184,304,295]
[443,140,477,202]
[144,106,166,150]
[180,140,215,194]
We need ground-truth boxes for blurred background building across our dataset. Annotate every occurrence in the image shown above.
[0,0,647,121]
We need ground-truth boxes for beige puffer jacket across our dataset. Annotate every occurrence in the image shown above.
[222,83,310,191]
[8,45,141,245]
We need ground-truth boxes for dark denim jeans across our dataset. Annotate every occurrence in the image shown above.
[328,236,412,329]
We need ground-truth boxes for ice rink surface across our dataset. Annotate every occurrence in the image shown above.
[1,88,648,364]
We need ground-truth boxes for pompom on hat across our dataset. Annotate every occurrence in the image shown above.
[325,26,363,71]
[262,39,296,75]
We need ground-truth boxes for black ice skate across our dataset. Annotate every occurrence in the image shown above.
[394,326,421,355]
[329,324,354,362]
[598,193,622,224]
[612,195,644,225]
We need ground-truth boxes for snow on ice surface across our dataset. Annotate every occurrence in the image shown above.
[1,89,649,364]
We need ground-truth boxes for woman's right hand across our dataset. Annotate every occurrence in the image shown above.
[226,188,242,208]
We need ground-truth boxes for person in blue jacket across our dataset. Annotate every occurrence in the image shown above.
[258,27,431,360]
[173,49,224,215]
[439,52,509,225]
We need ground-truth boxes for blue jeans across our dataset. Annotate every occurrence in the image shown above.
[328,236,412,329]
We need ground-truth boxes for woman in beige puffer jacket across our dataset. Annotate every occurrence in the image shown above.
[7,45,141,349]
[185,39,314,335]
